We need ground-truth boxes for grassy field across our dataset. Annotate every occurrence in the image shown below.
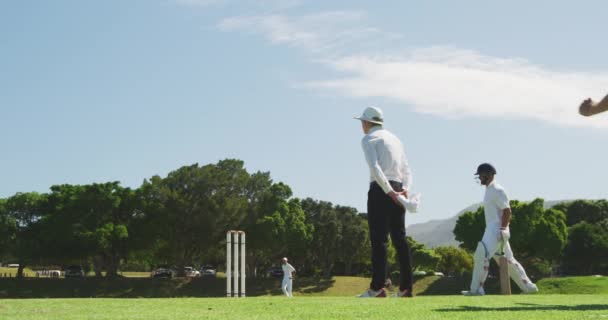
[0,275,606,298]
[537,276,608,294]
[1,295,607,320]
[0,275,606,319]
[0,268,152,278]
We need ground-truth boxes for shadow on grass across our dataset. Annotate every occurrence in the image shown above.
[416,274,523,296]
[0,276,340,298]
[297,277,336,294]
[436,303,608,312]
[0,277,289,298]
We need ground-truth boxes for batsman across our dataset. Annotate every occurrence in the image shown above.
[462,163,539,296]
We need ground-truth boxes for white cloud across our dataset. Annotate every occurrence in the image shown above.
[309,48,608,128]
[219,12,402,55]
[218,11,608,129]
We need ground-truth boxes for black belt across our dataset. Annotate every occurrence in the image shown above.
[370,181,403,191]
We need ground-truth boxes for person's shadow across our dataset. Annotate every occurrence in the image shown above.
[436,303,608,312]
[297,277,335,294]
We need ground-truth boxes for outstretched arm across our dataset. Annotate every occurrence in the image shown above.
[579,94,608,116]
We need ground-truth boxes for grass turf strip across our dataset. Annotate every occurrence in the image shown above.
[1,295,607,320]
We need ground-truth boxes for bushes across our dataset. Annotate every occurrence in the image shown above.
[434,246,473,276]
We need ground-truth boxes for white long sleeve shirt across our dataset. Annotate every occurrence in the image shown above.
[361,126,412,194]
[282,263,295,279]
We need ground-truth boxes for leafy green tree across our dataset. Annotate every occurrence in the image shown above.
[283,198,314,264]
[40,184,92,267]
[407,237,440,271]
[80,183,136,277]
[336,206,369,275]
[562,222,608,275]
[0,199,17,263]
[4,192,46,278]
[554,199,608,227]
[453,207,485,251]
[300,199,368,277]
[141,160,251,275]
[301,198,342,277]
[434,246,473,276]
[244,183,313,276]
[41,183,138,277]
[530,208,568,261]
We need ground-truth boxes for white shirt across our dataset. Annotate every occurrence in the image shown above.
[483,180,510,230]
[361,126,412,194]
[282,263,295,279]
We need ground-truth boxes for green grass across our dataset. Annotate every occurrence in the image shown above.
[537,276,608,294]
[0,276,606,319]
[1,295,607,320]
[1,275,606,298]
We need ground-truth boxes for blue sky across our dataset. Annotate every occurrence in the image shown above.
[1,0,607,225]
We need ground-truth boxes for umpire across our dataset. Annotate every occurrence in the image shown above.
[355,106,414,298]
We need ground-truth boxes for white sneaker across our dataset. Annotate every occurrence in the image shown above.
[522,283,538,294]
[358,288,387,298]
[391,288,413,298]
[461,287,485,296]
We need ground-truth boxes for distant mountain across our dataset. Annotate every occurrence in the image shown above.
[408,200,572,248]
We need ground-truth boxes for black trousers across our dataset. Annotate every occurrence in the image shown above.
[367,181,413,291]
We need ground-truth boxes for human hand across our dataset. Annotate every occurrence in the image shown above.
[388,190,406,207]
[579,98,595,116]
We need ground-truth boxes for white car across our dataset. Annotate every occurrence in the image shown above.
[184,267,200,278]
[200,266,217,277]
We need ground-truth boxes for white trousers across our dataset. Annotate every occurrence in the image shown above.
[282,277,293,297]
[470,227,535,292]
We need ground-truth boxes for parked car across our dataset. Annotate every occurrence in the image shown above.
[64,265,85,278]
[200,266,216,277]
[151,267,174,278]
[267,266,283,278]
[184,266,200,278]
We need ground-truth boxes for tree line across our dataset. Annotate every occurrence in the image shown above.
[0,159,457,278]
[2,158,603,279]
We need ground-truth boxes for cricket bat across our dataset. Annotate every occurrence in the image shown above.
[499,241,511,295]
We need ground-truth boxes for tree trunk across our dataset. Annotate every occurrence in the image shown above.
[248,256,258,278]
[17,264,25,279]
[344,259,353,276]
[323,262,333,278]
[105,254,119,278]
[93,255,104,277]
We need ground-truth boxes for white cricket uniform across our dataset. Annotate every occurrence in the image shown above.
[469,180,536,293]
[281,263,296,297]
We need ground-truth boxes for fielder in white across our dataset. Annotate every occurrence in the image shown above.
[281,257,296,297]
[462,163,539,296]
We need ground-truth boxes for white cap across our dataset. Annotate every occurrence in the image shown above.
[354,106,384,124]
